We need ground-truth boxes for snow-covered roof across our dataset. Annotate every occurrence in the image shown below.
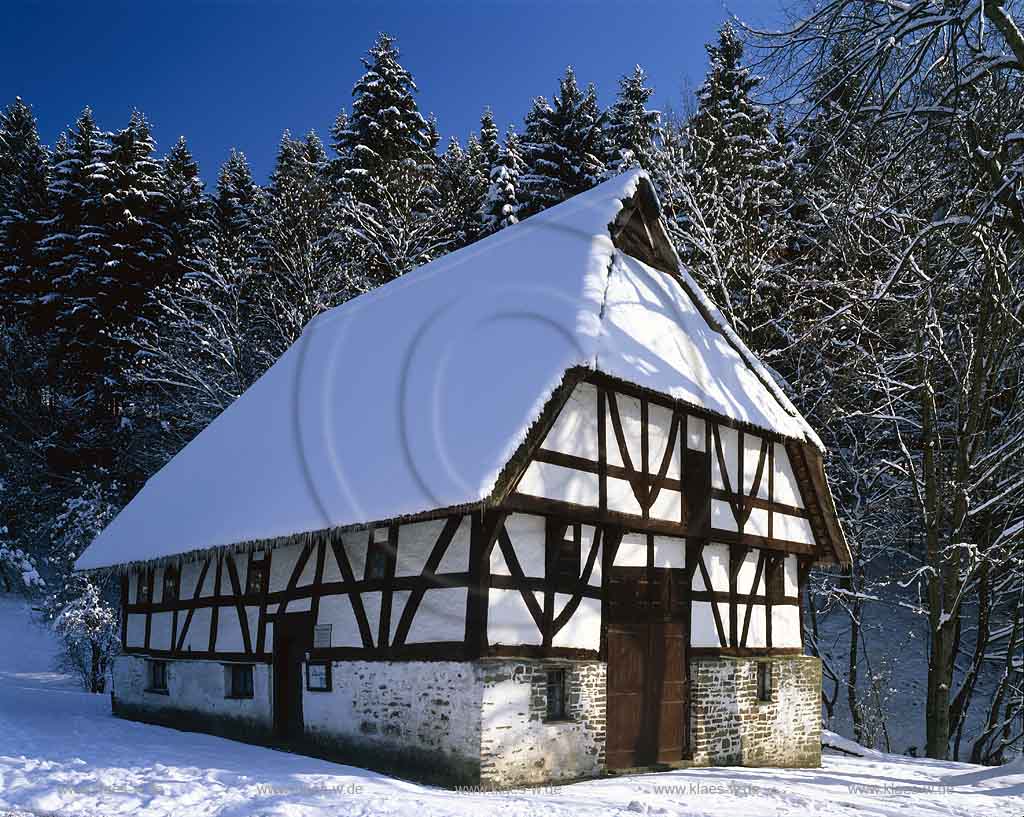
[76,170,826,571]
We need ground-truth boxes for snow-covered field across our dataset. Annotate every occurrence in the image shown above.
[0,594,1021,817]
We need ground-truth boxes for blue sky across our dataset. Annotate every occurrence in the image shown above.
[3,1,786,184]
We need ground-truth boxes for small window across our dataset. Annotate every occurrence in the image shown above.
[162,565,179,603]
[137,571,151,604]
[147,660,168,693]
[246,559,268,595]
[545,668,568,721]
[225,663,254,699]
[307,661,332,692]
[757,662,773,702]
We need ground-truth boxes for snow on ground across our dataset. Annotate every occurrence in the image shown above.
[1,594,1022,817]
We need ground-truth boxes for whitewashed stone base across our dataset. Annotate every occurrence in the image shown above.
[479,659,606,786]
[689,655,821,767]
[111,654,273,738]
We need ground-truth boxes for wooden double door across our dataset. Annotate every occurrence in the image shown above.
[606,566,690,768]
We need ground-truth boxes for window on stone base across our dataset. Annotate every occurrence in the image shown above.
[545,668,569,721]
[757,661,773,703]
[147,659,168,693]
[224,663,254,699]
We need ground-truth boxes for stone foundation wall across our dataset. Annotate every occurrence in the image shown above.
[689,655,821,767]
[302,660,482,785]
[479,659,606,787]
[111,654,274,741]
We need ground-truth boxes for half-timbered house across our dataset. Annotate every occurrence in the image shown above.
[77,170,850,787]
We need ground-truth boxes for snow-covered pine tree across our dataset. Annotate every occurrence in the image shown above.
[605,65,660,173]
[162,136,211,281]
[38,108,106,355]
[435,134,488,249]
[61,110,172,401]
[0,98,49,325]
[481,125,524,235]
[519,68,608,218]
[214,148,260,252]
[332,32,433,195]
[672,23,794,356]
[333,33,449,285]
[255,129,349,354]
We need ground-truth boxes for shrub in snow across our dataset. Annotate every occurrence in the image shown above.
[52,576,119,693]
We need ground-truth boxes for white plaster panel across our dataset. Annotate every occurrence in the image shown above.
[691,601,729,647]
[126,613,146,648]
[269,544,299,592]
[746,506,770,538]
[215,607,246,652]
[773,443,805,508]
[686,416,706,451]
[295,549,317,586]
[361,592,382,645]
[744,434,770,499]
[771,605,802,647]
[652,535,685,569]
[744,603,767,648]
[152,567,165,603]
[542,382,600,461]
[775,512,815,545]
[711,498,739,532]
[436,517,471,574]
[614,532,648,567]
[317,594,363,647]
[736,550,765,596]
[405,588,468,644]
[503,513,546,578]
[551,595,601,650]
[487,588,542,646]
[390,590,411,643]
[181,607,211,653]
[649,488,682,523]
[783,554,800,598]
[396,519,446,577]
[128,570,138,604]
[711,426,739,491]
[702,543,730,592]
[343,533,367,581]
[517,461,600,507]
[607,476,643,517]
[178,561,202,599]
[648,402,678,478]
[607,392,642,468]
[200,560,217,596]
[149,611,173,651]
[321,543,343,583]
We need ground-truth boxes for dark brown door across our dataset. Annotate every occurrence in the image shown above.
[273,612,312,739]
[606,565,689,768]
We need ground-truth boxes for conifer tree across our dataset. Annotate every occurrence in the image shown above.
[215,148,260,250]
[162,136,211,280]
[332,32,432,195]
[673,24,794,354]
[436,135,488,249]
[481,126,524,235]
[519,67,607,217]
[332,33,446,284]
[0,98,49,320]
[605,65,660,173]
